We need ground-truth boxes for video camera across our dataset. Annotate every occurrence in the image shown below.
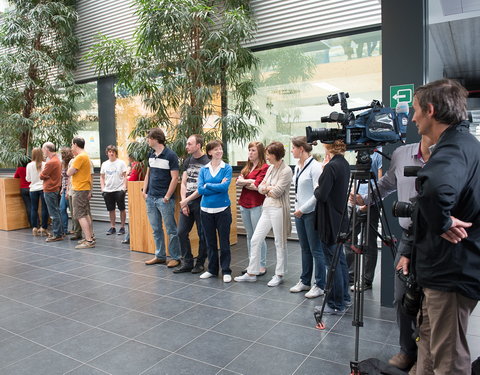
[306,92,409,150]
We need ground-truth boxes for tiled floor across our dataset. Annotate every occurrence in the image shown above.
[0,222,479,375]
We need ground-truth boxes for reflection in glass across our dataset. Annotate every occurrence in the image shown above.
[228,30,382,165]
[75,82,100,166]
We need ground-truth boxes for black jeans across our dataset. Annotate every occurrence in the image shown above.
[20,188,32,227]
[201,207,232,276]
[345,204,380,285]
[178,197,207,267]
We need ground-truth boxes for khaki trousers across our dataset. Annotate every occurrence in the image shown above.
[417,288,477,375]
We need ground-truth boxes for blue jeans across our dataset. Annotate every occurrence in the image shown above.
[323,242,349,310]
[59,190,69,234]
[240,206,267,268]
[30,190,49,229]
[201,207,232,275]
[44,191,63,237]
[295,212,326,288]
[146,196,180,260]
[178,197,207,267]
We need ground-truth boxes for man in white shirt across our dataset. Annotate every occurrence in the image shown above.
[100,145,127,236]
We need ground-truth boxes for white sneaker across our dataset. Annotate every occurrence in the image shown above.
[289,281,311,293]
[305,285,324,299]
[267,275,283,287]
[200,271,215,279]
[234,273,257,282]
[223,274,232,283]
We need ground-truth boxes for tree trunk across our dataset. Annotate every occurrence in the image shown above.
[220,67,228,157]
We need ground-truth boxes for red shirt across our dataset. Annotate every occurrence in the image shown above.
[128,161,142,181]
[238,164,269,208]
[14,167,30,189]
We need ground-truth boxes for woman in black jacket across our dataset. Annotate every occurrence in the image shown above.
[314,140,351,314]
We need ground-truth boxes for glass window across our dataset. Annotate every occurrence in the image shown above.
[75,81,100,166]
[228,30,382,165]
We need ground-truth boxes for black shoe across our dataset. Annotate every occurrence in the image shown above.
[118,227,126,235]
[106,227,116,235]
[173,265,193,274]
[258,268,267,277]
[191,263,205,274]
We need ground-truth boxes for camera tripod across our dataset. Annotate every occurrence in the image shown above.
[313,148,398,375]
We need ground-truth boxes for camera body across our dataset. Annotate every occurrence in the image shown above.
[397,269,422,317]
[306,92,407,150]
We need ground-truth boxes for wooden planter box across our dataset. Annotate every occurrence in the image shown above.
[0,178,30,231]
[128,181,237,254]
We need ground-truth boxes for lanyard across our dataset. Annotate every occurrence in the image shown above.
[295,158,314,196]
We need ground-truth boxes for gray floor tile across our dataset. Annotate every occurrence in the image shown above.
[169,284,221,303]
[41,295,99,316]
[88,269,131,282]
[226,343,306,375]
[0,335,45,369]
[105,290,160,308]
[51,328,128,362]
[141,279,190,296]
[13,267,61,282]
[202,290,258,311]
[212,313,277,341]
[15,287,72,308]
[111,273,156,289]
[172,304,233,329]
[99,310,165,338]
[294,356,350,375]
[143,353,221,375]
[135,320,206,351]
[331,315,398,344]
[177,331,251,368]
[311,332,398,365]
[136,296,195,319]
[35,273,83,288]
[55,277,107,294]
[0,327,15,343]
[2,349,82,375]
[0,307,59,334]
[65,365,111,375]
[67,302,131,326]
[239,297,297,321]
[87,340,170,375]
[258,321,327,355]
[65,265,109,277]
[283,304,342,329]
[78,283,131,302]
[20,317,91,347]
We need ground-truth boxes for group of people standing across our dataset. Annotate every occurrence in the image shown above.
[141,127,352,314]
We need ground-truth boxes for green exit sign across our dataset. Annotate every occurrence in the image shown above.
[390,84,414,107]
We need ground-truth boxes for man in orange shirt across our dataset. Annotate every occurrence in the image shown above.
[67,137,95,249]
[40,142,63,242]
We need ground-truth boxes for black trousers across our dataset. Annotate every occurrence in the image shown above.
[178,198,207,267]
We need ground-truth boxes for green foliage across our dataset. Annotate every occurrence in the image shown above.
[0,0,82,167]
[87,0,262,161]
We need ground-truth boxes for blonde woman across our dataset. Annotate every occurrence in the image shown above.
[26,147,49,236]
[235,142,293,287]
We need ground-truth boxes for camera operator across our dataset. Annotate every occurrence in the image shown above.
[413,79,480,375]
[351,135,433,371]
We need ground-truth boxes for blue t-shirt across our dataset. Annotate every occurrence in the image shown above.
[147,147,179,198]
[358,148,382,196]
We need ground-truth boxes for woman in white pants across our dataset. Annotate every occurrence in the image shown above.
[235,142,292,287]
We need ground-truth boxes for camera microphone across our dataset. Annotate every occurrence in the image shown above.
[395,102,409,142]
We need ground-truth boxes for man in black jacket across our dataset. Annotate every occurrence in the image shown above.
[413,79,479,375]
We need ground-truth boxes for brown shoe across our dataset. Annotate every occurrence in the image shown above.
[75,240,95,249]
[46,236,64,242]
[145,257,166,265]
[167,259,180,268]
[388,353,415,370]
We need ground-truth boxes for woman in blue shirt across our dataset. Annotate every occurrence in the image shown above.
[197,140,233,283]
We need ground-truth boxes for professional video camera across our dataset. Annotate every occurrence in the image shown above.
[306,92,409,150]
[392,166,422,220]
